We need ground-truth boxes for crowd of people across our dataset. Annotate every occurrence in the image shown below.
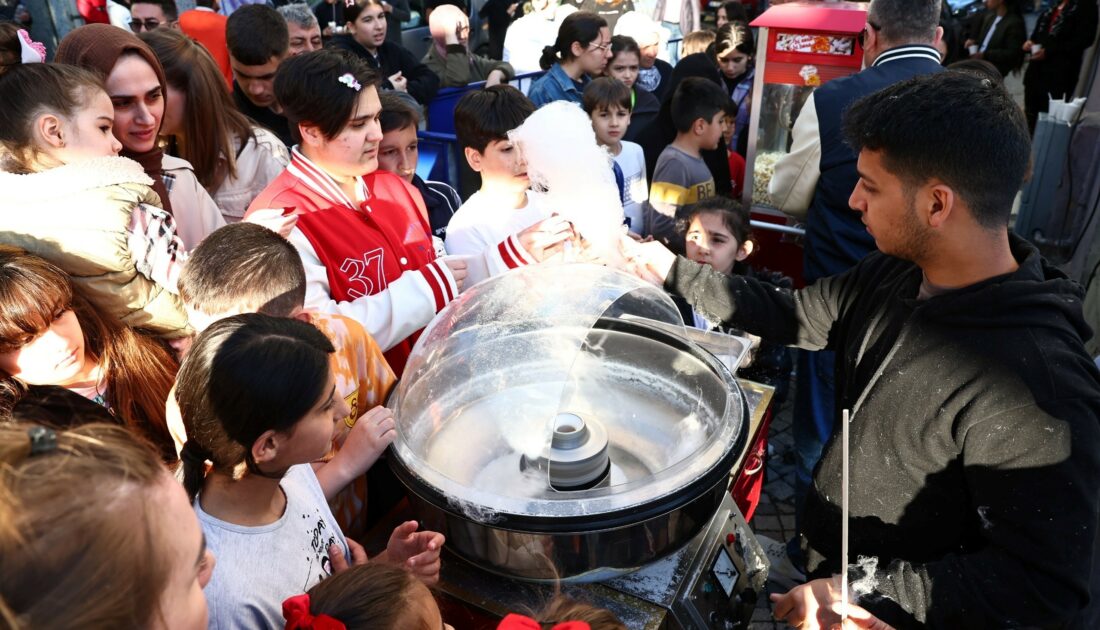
[1,0,1100,629]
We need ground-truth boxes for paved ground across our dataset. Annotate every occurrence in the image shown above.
[748,380,800,629]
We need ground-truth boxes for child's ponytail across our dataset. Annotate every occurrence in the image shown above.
[541,11,608,71]
[175,314,335,494]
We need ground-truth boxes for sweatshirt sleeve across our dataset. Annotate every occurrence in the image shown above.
[288,226,453,351]
[438,45,474,87]
[401,46,442,104]
[664,255,850,351]
[865,397,1100,629]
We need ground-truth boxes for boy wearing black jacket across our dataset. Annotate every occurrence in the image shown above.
[631,72,1100,629]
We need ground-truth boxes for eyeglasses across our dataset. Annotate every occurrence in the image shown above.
[857,21,881,49]
[588,42,611,53]
[129,19,162,32]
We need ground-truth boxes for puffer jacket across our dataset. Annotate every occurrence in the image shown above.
[0,157,190,337]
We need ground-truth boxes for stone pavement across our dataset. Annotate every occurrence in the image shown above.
[749,378,800,629]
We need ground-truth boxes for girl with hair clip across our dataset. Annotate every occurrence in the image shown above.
[55,23,227,249]
[0,422,214,629]
[245,50,467,376]
[0,21,45,76]
[177,313,444,630]
[528,11,613,108]
[282,563,454,630]
[328,0,440,105]
[140,28,290,224]
[678,197,791,401]
[713,21,754,157]
[0,246,179,462]
[0,63,190,339]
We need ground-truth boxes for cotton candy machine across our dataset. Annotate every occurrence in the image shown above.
[388,264,768,628]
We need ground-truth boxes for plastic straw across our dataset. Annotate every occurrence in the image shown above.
[841,408,850,623]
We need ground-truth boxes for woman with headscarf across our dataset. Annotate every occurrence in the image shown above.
[55,24,225,249]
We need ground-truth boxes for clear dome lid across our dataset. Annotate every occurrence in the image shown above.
[390,264,745,523]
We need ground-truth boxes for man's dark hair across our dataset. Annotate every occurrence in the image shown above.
[274,49,381,143]
[843,71,1030,229]
[454,85,535,153]
[132,0,178,21]
[946,59,1003,85]
[379,91,420,133]
[670,77,730,133]
[867,0,941,45]
[227,4,289,65]
[178,223,306,318]
[719,1,748,22]
[582,77,632,114]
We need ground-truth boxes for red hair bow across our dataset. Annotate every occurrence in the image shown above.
[282,594,346,630]
[497,613,591,630]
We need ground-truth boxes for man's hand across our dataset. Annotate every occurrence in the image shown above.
[388,71,408,92]
[443,256,468,291]
[507,2,518,16]
[770,576,843,629]
[486,68,507,87]
[516,215,576,261]
[382,0,393,13]
[385,520,445,584]
[328,538,368,574]
[828,602,896,630]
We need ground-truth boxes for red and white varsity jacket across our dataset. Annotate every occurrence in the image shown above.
[246,149,458,374]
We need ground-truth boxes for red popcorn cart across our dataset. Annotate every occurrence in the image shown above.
[742,1,868,287]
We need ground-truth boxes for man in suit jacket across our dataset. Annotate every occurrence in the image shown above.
[964,0,1026,77]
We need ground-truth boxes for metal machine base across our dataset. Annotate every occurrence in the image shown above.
[434,492,768,629]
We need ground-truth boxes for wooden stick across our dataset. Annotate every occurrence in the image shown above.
[841,408,850,623]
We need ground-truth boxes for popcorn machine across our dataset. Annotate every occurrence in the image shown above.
[742,1,868,286]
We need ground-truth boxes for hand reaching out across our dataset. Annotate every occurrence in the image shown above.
[442,256,468,291]
[516,215,576,261]
[770,576,844,629]
[344,406,396,469]
[385,520,445,584]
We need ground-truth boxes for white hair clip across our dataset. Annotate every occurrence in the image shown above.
[337,73,362,91]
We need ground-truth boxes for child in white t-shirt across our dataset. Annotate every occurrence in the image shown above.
[446,85,576,278]
[177,314,444,630]
[583,77,648,236]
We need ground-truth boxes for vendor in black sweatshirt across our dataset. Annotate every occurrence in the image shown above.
[630,71,1100,629]
[328,0,440,106]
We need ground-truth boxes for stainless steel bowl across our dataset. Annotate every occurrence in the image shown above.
[389,264,749,581]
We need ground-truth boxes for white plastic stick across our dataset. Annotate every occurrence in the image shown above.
[841,408,850,623]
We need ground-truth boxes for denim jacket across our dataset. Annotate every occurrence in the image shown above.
[527,63,588,108]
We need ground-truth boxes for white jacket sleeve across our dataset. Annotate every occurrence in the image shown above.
[287,227,457,352]
[769,92,822,220]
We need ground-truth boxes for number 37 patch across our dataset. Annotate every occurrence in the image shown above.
[340,248,386,299]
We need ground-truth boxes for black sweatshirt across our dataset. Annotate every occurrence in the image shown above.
[667,234,1100,628]
[327,36,441,105]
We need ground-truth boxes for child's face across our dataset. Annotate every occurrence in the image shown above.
[0,309,89,387]
[686,212,748,275]
[378,123,419,183]
[468,138,529,195]
[697,110,727,151]
[590,104,631,147]
[105,54,165,154]
[607,51,640,89]
[721,112,735,147]
[52,89,123,162]
[305,86,385,180]
[285,368,351,464]
[351,4,388,50]
[717,48,751,80]
[152,471,215,630]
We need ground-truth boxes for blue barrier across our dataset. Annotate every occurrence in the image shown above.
[416,130,459,186]
[425,71,545,135]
